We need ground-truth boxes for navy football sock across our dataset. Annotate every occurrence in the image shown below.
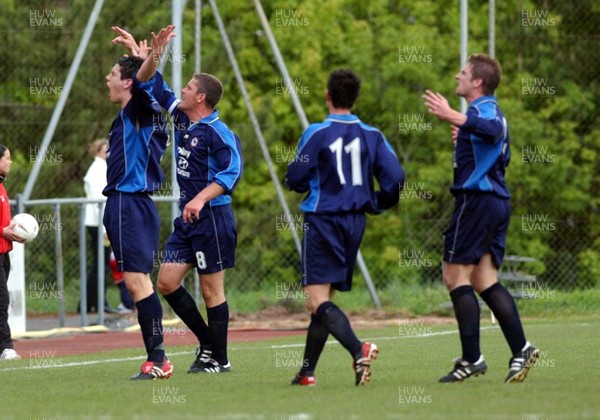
[450,285,481,363]
[136,293,165,363]
[479,282,527,355]
[163,286,211,345]
[207,301,229,365]
[316,302,362,358]
[300,314,329,375]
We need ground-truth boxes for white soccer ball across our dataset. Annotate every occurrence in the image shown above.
[12,213,40,243]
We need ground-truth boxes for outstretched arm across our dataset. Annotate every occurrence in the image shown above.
[136,25,176,83]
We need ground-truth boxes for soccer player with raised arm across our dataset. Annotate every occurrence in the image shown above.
[285,69,405,386]
[117,25,243,374]
[103,35,171,380]
[423,54,539,383]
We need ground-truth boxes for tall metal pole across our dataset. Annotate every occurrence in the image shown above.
[195,0,201,74]
[78,204,88,326]
[54,204,65,327]
[207,0,302,255]
[22,0,105,201]
[252,0,308,129]
[193,0,202,304]
[460,0,468,113]
[252,0,381,307]
[489,0,495,58]
[170,0,185,223]
[96,203,106,326]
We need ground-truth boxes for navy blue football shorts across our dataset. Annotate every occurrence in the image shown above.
[301,212,366,292]
[103,193,160,273]
[162,205,237,274]
[443,192,510,268]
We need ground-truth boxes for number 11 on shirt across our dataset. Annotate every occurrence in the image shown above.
[329,137,363,186]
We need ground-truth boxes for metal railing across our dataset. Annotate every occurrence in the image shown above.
[15,194,190,328]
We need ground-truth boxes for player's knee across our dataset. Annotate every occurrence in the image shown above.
[305,297,325,314]
[442,270,462,291]
[305,300,316,314]
[157,276,176,296]
[201,285,224,304]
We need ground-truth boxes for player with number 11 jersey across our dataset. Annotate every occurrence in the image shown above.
[285,69,404,387]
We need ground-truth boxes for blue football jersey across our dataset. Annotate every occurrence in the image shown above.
[452,95,511,198]
[285,114,404,214]
[140,72,243,210]
[103,75,168,195]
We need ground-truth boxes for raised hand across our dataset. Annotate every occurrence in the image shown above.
[422,89,467,126]
[111,26,140,56]
[137,39,150,60]
[423,89,452,120]
[149,25,176,62]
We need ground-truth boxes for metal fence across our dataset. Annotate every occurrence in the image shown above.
[17,191,595,327]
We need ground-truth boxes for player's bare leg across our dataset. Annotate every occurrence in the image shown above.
[123,272,154,301]
[442,262,474,292]
[439,262,487,382]
[200,271,226,307]
[157,262,193,295]
[473,254,539,383]
[471,254,498,293]
[194,271,230,372]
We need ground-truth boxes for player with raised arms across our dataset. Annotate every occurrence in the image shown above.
[113,25,243,374]
[103,37,171,380]
[423,54,539,383]
[285,69,405,386]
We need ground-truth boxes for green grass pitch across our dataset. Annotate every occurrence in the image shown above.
[2,317,598,419]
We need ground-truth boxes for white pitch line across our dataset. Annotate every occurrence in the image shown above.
[0,322,593,372]
[0,326,476,372]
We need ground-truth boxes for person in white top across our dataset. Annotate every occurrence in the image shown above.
[82,139,133,314]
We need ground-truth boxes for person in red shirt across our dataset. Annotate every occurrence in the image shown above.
[0,145,26,360]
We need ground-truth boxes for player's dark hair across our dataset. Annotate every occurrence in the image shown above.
[468,54,501,95]
[193,73,223,109]
[117,56,144,80]
[327,69,361,109]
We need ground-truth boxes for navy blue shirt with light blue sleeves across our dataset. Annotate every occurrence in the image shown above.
[452,95,511,198]
[103,75,169,195]
[143,72,243,210]
[285,114,404,214]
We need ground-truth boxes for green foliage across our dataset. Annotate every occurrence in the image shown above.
[1,0,597,305]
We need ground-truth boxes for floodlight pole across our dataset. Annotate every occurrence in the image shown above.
[195,0,202,74]
[460,0,468,113]
[193,0,202,304]
[170,0,185,222]
[252,0,381,307]
[489,0,496,58]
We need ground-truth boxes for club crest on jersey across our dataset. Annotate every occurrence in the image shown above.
[178,156,189,169]
[191,137,198,147]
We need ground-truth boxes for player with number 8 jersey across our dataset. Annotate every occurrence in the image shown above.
[285,69,404,386]
[132,25,242,374]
